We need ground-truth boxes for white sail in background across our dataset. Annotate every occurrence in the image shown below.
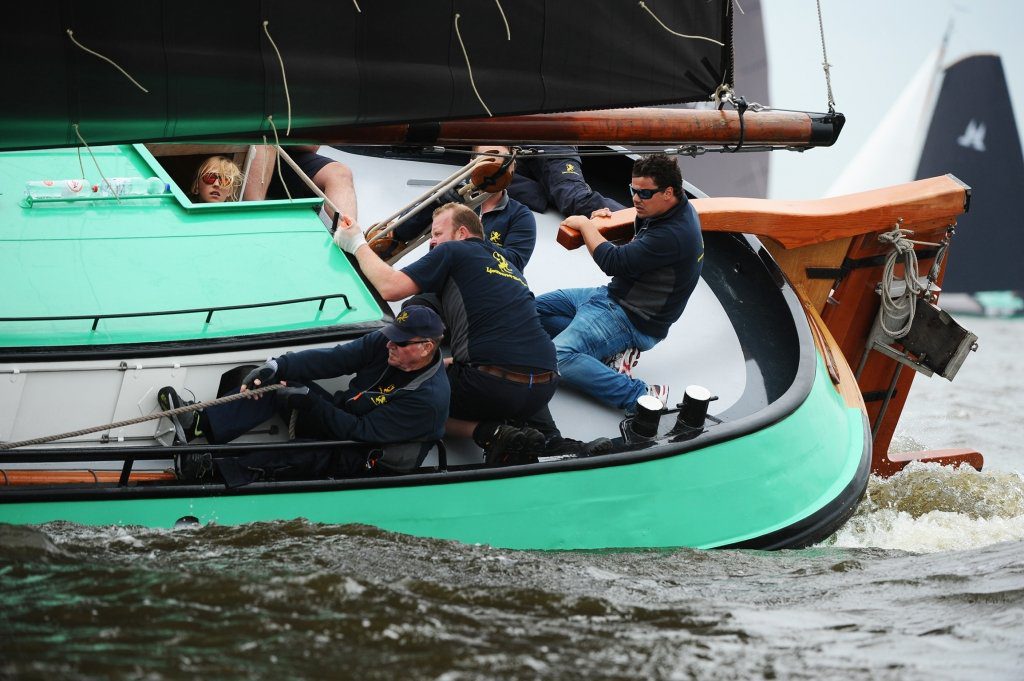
[825,46,944,196]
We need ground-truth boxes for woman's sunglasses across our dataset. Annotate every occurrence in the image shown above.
[200,172,234,188]
[627,185,665,200]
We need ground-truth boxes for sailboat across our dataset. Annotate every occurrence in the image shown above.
[829,47,1024,317]
[0,2,980,548]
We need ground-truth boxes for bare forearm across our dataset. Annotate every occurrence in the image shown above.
[354,246,419,300]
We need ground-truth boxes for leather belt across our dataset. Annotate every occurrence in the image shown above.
[475,365,556,385]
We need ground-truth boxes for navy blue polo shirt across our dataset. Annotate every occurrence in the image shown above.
[401,238,556,371]
[478,193,536,270]
[594,199,704,339]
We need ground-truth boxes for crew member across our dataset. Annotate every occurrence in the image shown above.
[334,203,555,465]
[535,153,703,410]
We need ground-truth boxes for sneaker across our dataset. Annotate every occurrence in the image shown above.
[543,436,614,458]
[174,451,216,483]
[157,386,204,445]
[484,425,545,467]
[645,384,670,407]
[605,348,641,378]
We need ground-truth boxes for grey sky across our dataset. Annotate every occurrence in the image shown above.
[763,0,1024,198]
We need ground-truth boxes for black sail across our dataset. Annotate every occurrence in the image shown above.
[915,54,1024,293]
[1,1,733,151]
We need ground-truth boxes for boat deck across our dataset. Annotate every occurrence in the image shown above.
[0,145,382,349]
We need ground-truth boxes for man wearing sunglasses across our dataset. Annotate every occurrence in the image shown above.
[158,305,450,481]
[535,153,703,412]
[334,203,557,466]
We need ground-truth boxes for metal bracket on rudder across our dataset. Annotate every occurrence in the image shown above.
[856,222,978,383]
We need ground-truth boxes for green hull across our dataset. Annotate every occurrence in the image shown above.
[0,355,867,550]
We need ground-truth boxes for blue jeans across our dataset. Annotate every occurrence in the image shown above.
[536,286,661,409]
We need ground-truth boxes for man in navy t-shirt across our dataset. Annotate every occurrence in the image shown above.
[335,202,556,465]
[387,145,537,271]
[536,153,704,411]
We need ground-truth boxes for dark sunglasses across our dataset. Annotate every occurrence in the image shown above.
[627,185,665,200]
[389,339,433,347]
[200,172,233,188]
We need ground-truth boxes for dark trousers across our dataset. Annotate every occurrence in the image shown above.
[446,363,558,424]
[204,383,335,444]
[510,146,625,217]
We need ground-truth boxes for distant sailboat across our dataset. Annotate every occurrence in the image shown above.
[829,47,1024,316]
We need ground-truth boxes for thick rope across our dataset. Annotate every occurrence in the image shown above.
[262,21,292,136]
[637,2,724,46]
[454,13,493,117]
[66,29,149,93]
[815,0,836,113]
[0,384,284,451]
[877,226,939,339]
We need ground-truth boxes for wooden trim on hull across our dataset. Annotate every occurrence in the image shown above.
[0,470,175,485]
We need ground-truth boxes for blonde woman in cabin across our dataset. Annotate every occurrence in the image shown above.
[190,155,243,203]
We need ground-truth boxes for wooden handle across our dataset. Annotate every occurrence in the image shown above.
[556,175,969,251]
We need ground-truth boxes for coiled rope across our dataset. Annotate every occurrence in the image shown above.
[0,384,285,451]
[877,224,939,339]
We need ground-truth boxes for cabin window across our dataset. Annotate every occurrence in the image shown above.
[141,144,322,209]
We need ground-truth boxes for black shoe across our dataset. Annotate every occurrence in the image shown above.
[174,451,216,483]
[484,425,545,467]
[158,386,204,445]
[543,436,614,458]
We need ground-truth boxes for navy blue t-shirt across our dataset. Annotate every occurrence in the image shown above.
[393,192,536,270]
[401,238,556,371]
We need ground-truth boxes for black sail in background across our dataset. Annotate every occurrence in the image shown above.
[0,1,732,151]
[915,54,1024,293]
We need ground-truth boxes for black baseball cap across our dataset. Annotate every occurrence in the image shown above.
[381,305,445,343]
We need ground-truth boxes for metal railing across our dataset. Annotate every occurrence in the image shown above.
[0,293,353,331]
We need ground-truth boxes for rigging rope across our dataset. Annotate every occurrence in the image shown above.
[0,384,284,451]
[495,0,511,40]
[262,21,293,136]
[454,13,493,117]
[72,124,118,203]
[266,117,293,201]
[815,0,836,113]
[637,1,724,46]
[66,29,149,94]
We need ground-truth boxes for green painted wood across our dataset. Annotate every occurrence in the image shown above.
[0,146,382,347]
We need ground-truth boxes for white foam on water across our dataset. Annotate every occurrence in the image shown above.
[827,461,1024,552]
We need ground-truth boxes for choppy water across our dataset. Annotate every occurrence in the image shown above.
[2,318,1023,680]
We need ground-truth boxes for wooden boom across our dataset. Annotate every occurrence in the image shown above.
[296,108,844,148]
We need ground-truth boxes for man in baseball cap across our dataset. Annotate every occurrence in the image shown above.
[158,305,450,482]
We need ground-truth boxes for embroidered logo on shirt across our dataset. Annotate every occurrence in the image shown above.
[485,251,526,287]
[379,384,396,394]
[562,162,579,175]
[371,395,388,405]
[489,230,503,244]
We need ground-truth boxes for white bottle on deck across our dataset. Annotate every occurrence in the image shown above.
[97,177,170,197]
[24,179,94,199]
